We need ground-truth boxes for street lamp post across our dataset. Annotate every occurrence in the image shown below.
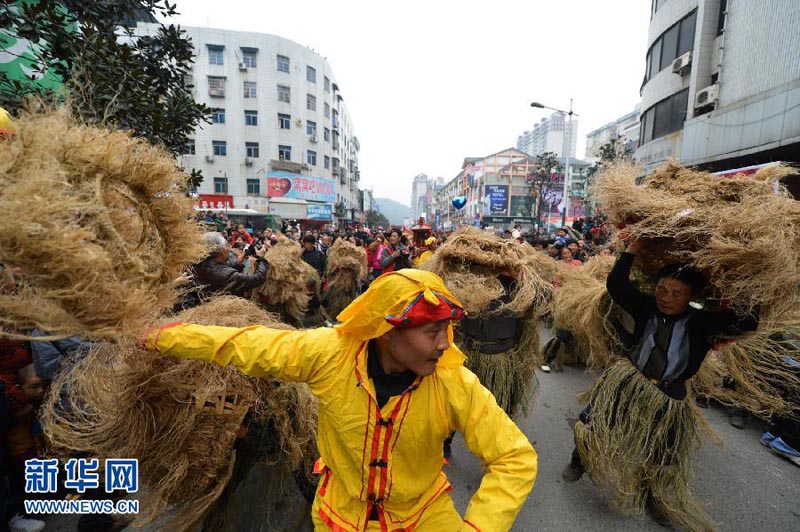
[531,100,577,227]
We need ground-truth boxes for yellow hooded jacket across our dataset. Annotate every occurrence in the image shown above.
[148,269,537,531]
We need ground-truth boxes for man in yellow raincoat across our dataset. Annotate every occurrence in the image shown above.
[146,269,537,531]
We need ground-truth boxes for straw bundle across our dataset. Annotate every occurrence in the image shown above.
[593,161,800,318]
[324,238,366,319]
[691,309,800,422]
[422,228,554,415]
[253,239,319,324]
[0,107,204,340]
[40,297,318,530]
[421,227,556,316]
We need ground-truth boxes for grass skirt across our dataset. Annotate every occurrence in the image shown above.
[574,360,715,531]
[456,319,540,417]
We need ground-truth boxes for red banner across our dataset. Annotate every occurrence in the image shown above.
[198,194,235,209]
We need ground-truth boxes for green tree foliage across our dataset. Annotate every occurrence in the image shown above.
[364,209,390,229]
[526,151,563,224]
[0,1,209,187]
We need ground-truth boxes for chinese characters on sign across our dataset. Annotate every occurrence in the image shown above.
[486,185,509,215]
[266,171,335,203]
[25,459,138,494]
[198,194,235,209]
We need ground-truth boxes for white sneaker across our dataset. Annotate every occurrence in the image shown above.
[9,513,46,532]
[540,364,551,373]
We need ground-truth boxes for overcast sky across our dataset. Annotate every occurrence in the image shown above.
[170,0,650,204]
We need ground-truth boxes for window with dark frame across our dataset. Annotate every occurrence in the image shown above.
[213,177,228,194]
[208,45,224,65]
[643,10,697,84]
[278,113,290,129]
[244,81,257,98]
[307,65,316,83]
[277,54,290,73]
[307,93,317,111]
[208,76,226,97]
[212,140,227,156]
[278,145,292,161]
[242,49,257,68]
[211,108,225,124]
[324,127,330,142]
[717,0,728,35]
[183,139,195,155]
[324,155,330,169]
[245,110,258,126]
[307,150,317,166]
[246,142,260,158]
[639,88,689,145]
[278,84,290,103]
[307,120,317,136]
[324,76,330,92]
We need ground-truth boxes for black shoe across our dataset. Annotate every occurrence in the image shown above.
[646,497,672,527]
[561,459,584,482]
[728,411,747,429]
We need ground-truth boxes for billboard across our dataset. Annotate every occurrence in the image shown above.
[266,171,335,203]
[307,203,333,221]
[486,185,509,215]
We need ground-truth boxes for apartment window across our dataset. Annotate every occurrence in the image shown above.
[324,155,330,169]
[307,150,317,166]
[307,94,317,111]
[307,66,317,83]
[182,74,193,89]
[324,76,330,92]
[717,0,728,35]
[246,142,260,158]
[277,54,290,73]
[246,179,260,196]
[212,140,227,156]
[278,84,291,103]
[208,76,225,97]
[278,113,291,129]
[306,120,317,136]
[324,127,330,142]
[211,108,225,124]
[639,88,689,145]
[182,139,195,155]
[244,110,258,126]
[208,45,224,65]
[644,10,697,82]
[278,145,292,161]
[242,49,257,68]
[243,81,257,98]
[324,102,330,118]
[213,177,228,194]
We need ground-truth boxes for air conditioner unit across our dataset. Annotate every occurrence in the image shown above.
[245,157,253,166]
[671,51,692,75]
[238,62,247,71]
[309,135,317,143]
[695,84,719,108]
[205,155,215,163]
[208,88,224,97]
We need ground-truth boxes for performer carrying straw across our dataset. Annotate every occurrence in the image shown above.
[563,237,759,531]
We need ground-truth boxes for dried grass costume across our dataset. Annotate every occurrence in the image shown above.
[571,162,800,531]
[422,228,555,415]
[323,238,366,320]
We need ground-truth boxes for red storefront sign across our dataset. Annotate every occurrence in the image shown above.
[198,194,235,209]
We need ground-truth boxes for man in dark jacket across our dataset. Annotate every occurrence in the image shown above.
[301,235,326,278]
[194,232,268,299]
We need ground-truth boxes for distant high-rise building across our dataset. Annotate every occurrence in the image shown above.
[585,105,641,160]
[516,112,578,158]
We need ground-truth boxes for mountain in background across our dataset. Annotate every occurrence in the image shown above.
[373,197,411,226]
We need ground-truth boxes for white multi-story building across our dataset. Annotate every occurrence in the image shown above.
[134,23,363,225]
[410,174,431,221]
[516,112,578,159]
[635,0,800,177]
[585,105,641,159]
